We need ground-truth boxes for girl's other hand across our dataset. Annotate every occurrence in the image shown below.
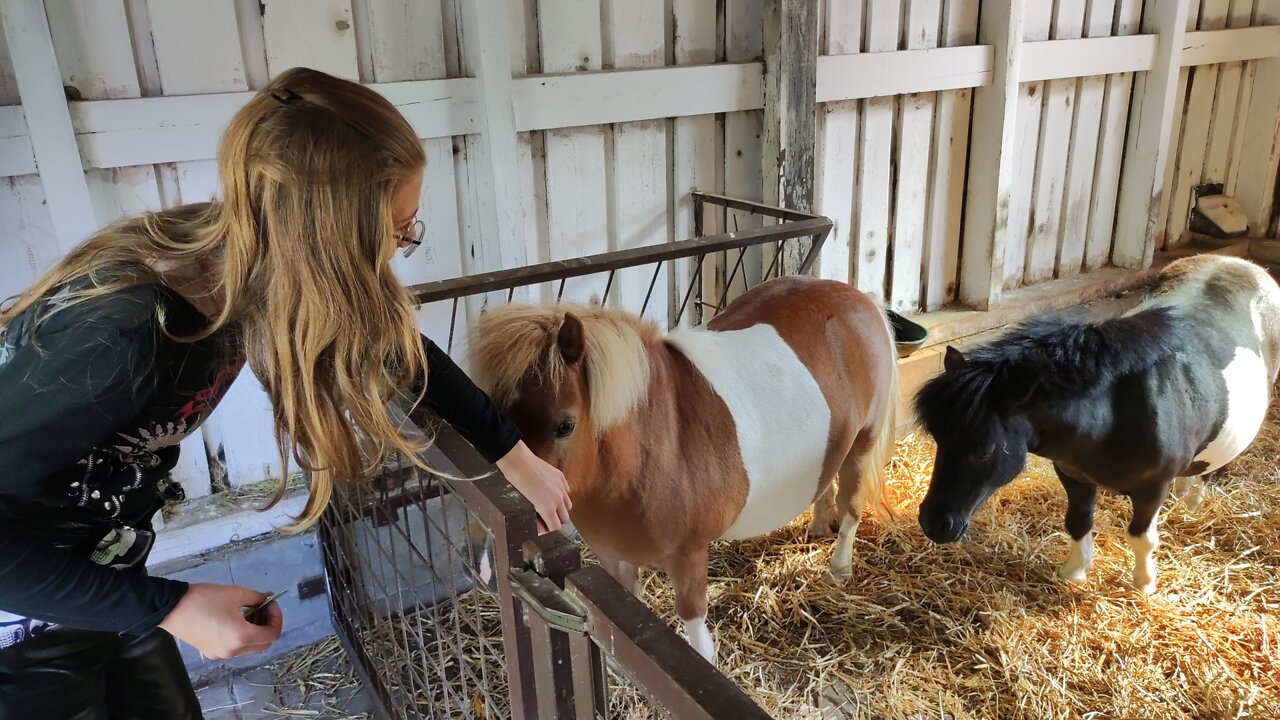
[495,441,572,534]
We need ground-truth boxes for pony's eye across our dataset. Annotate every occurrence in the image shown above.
[555,420,576,439]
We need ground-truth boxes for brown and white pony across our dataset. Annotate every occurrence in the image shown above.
[471,275,898,663]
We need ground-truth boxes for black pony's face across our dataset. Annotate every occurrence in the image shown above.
[918,416,1033,543]
[916,347,1036,544]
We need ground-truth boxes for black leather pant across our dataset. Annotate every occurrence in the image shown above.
[0,626,202,720]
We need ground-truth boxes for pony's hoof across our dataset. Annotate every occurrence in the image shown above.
[1057,564,1087,584]
[826,564,852,584]
[807,519,839,539]
[1134,579,1156,595]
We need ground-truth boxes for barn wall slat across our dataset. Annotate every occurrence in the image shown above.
[1002,0,1051,290]
[814,0,863,286]
[853,0,900,303]
[722,0,765,311]
[1153,0,1201,252]
[262,0,359,80]
[888,0,941,314]
[1200,1,1253,188]
[1235,0,1280,233]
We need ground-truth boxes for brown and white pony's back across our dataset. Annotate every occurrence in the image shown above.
[471,275,898,663]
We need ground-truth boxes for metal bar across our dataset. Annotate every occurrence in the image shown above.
[691,190,823,222]
[407,217,832,305]
[674,254,707,326]
[566,567,772,720]
[716,247,750,313]
[447,298,460,354]
[601,269,616,306]
[639,262,663,317]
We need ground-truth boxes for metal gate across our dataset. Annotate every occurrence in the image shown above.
[319,193,832,719]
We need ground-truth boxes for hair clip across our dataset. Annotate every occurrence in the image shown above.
[269,88,303,106]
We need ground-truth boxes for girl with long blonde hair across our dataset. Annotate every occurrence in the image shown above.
[0,67,570,718]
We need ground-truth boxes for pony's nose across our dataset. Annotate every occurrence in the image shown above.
[918,504,967,543]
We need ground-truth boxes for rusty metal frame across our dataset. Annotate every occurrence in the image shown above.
[320,194,829,719]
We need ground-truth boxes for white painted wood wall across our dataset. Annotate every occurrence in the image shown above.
[2,0,1279,510]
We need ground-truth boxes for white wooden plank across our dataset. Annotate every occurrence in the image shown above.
[606,0,667,323]
[0,106,35,175]
[888,0,940,313]
[853,0,900,302]
[819,44,991,100]
[43,0,140,100]
[86,166,161,225]
[671,0,718,328]
[207,371,283,488]
[958,0,1026,309]
[234,0,271,89]
[0,7,21,104]
[1235,0,1280,233]
[513,63,765,131]
[924,0,978,309]
[1003,0,1051,290]
[1180,25,1280,65]
[0,175,56,300]
[1018,34,1156,81]
[172,434,213,500]
[147,495,310,566]
[1085,0,1143,270]
[539,0,610,304]
[1024,0,1084,284]
[1225,54,1259,198]
[1167,0,1231,247]
[1057,0,1116,277]
[1201,1,1254,186]
[517,131,552,302]
[262,0,360,80]
[1113,0,1191,268]
[364,0,448,82]
[148,0,248,95]
[175,159,220,204]
[814,0,863,286]
[1,0,97,252]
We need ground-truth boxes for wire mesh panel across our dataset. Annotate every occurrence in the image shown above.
[320,195,830,719]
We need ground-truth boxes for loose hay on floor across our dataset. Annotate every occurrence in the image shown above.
[293,403,1278,719]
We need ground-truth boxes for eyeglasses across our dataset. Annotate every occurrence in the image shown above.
[395,219,426,258]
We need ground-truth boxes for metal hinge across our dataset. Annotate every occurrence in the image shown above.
[508,568,589,635]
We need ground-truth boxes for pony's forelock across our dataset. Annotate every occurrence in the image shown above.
[472,304,656,431]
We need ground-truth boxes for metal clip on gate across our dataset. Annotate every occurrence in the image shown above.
[509,568,588,635]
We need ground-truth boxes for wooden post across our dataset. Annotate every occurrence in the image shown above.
[763,0,819,276]
[1112,0,1191,268]
[958,0,1027,310]
[1,0,98,252]
[460,0,527,273]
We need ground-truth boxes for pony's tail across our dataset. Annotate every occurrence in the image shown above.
[861,308,900,522]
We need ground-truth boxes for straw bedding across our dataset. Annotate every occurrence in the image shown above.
[277,401,1279,719]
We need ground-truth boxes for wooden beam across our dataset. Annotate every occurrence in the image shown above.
[459,0,526,272]
[958,0,1026,309]
[1180,25,1280,66]
[816,45,991,101]
[763,0,819,275]
[1,0,97,250]
[1112,0,1192,269]
[1019,35,1155,81]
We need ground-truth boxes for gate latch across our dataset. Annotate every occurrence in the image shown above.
[508,568,588,634]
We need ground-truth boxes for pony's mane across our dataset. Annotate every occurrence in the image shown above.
[471,303,659,430]
[915,308,1180,440]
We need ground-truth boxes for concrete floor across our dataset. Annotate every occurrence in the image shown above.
[196,639,375,720]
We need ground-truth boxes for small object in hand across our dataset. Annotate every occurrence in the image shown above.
[241,589,288,625]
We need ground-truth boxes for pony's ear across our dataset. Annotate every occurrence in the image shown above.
[943,345,967,372]
[558,313,586,365]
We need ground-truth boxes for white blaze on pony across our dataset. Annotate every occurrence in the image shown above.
[471,276,899,664]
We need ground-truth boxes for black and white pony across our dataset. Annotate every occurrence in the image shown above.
[914,254,1280,594]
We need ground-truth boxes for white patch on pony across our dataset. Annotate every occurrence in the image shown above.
[683,616,716,664]
[666,323,831,541]
[1057,533,1094,583]
[1191,346,1269,474]
[828,513,860,581]
[1126,515,1160,595]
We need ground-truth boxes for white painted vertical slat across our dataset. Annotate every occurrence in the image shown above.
[148,1,248,94]
[1234,0,1280,233]
[0,176,56,301]
[815,0,863,286]
[262,0,360,80]
[234,0,272,90]
[1113,0,1192,268]
[1025,0,1083,284]
[511,2,552,304]
[958,0,1026,309]
[724,0,764,308]
[888,0,940,313]
[1,0,99,252]
[1201,0,1254,186]
[1084,0,1142,270]
[539,0,610,304]
[607,0,668,325]
[923,0,978,309]
[1167,0,1231,247]
[1057,0,1115,277]
[671,0,718,327]
[1003,0,1051,289]
[1152,0,1200,251]
[854,0,900,302]
[0,17,18,104]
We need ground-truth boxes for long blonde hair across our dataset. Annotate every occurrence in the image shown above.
[1,67,430,530]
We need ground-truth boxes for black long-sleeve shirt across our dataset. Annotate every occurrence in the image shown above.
[0,279,519,647]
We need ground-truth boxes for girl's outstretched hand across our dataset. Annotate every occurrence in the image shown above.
[496,441,572,534]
